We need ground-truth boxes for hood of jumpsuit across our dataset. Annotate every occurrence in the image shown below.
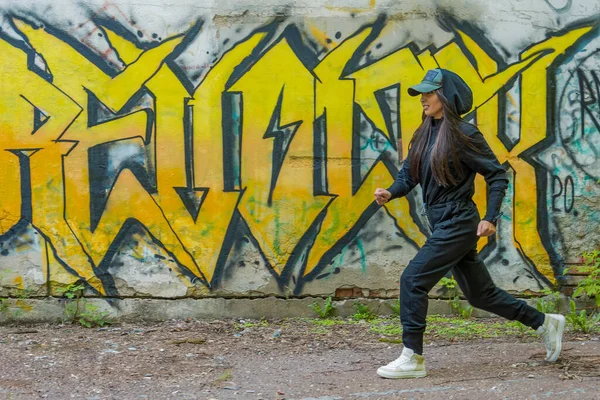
[437,69,474,116]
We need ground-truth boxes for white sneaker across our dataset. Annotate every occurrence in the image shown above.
[536,313,566,362]
[377,347,427,379]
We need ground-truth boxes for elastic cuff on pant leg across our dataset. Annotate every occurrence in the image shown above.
[516,302,545,329]
[402,332,424,355]
[531,311,545,330]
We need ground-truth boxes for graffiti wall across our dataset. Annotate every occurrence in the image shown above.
[0,0,598,300]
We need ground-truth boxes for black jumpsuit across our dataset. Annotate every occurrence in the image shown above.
[387,117,545,355]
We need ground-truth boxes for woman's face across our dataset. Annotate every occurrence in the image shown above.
[420,91,444,119]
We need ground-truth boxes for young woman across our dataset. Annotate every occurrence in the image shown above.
[373,68,565,379]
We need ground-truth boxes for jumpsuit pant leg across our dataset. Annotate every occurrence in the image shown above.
[452,248,544,329]
[400,200,544,355]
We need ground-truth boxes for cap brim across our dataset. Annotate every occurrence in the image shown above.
[407,82,441,96]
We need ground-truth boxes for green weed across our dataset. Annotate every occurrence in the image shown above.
[60,282,111,328]
[352,301,377,321]
[440,277,473,318]
[369,323,402,336]
[234,318,268,330]
[63,301,111,328]
[535,289,561,314]
[566,250,600,309]
[439,277,457,292]
[387,299,401,316]
[58,283,86,299]
[310,296,336,319]
[14,287,36,299]
[79,303,111,328]
[450,296,473,319]
[378,338,403,344]
[566,299,600,334]
[0,297,8,313]
[425,315,536,340]
[310,318,346,326]
[504,320,532,335]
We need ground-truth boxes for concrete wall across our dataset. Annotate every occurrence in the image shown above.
[0,0,598,309]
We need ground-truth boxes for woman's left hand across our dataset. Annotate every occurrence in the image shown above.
[477,221,496,237]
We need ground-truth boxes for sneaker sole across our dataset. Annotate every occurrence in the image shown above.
[547,315,565,362]
[377,369,427,379]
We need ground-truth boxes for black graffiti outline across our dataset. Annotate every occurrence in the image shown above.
[518,19,599,278]
[558,56,600,181]
[551,175,575,213]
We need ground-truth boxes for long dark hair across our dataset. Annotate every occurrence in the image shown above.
[408,89,477,187]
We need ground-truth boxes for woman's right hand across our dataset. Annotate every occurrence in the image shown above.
[374,188,392,205]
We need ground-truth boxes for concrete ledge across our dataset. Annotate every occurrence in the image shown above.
[0,295,559,324]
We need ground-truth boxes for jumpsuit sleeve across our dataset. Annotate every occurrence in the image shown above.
[462,131,509,224]
[386,148,418,200]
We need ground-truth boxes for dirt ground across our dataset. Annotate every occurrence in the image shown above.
[0,317,598,400]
